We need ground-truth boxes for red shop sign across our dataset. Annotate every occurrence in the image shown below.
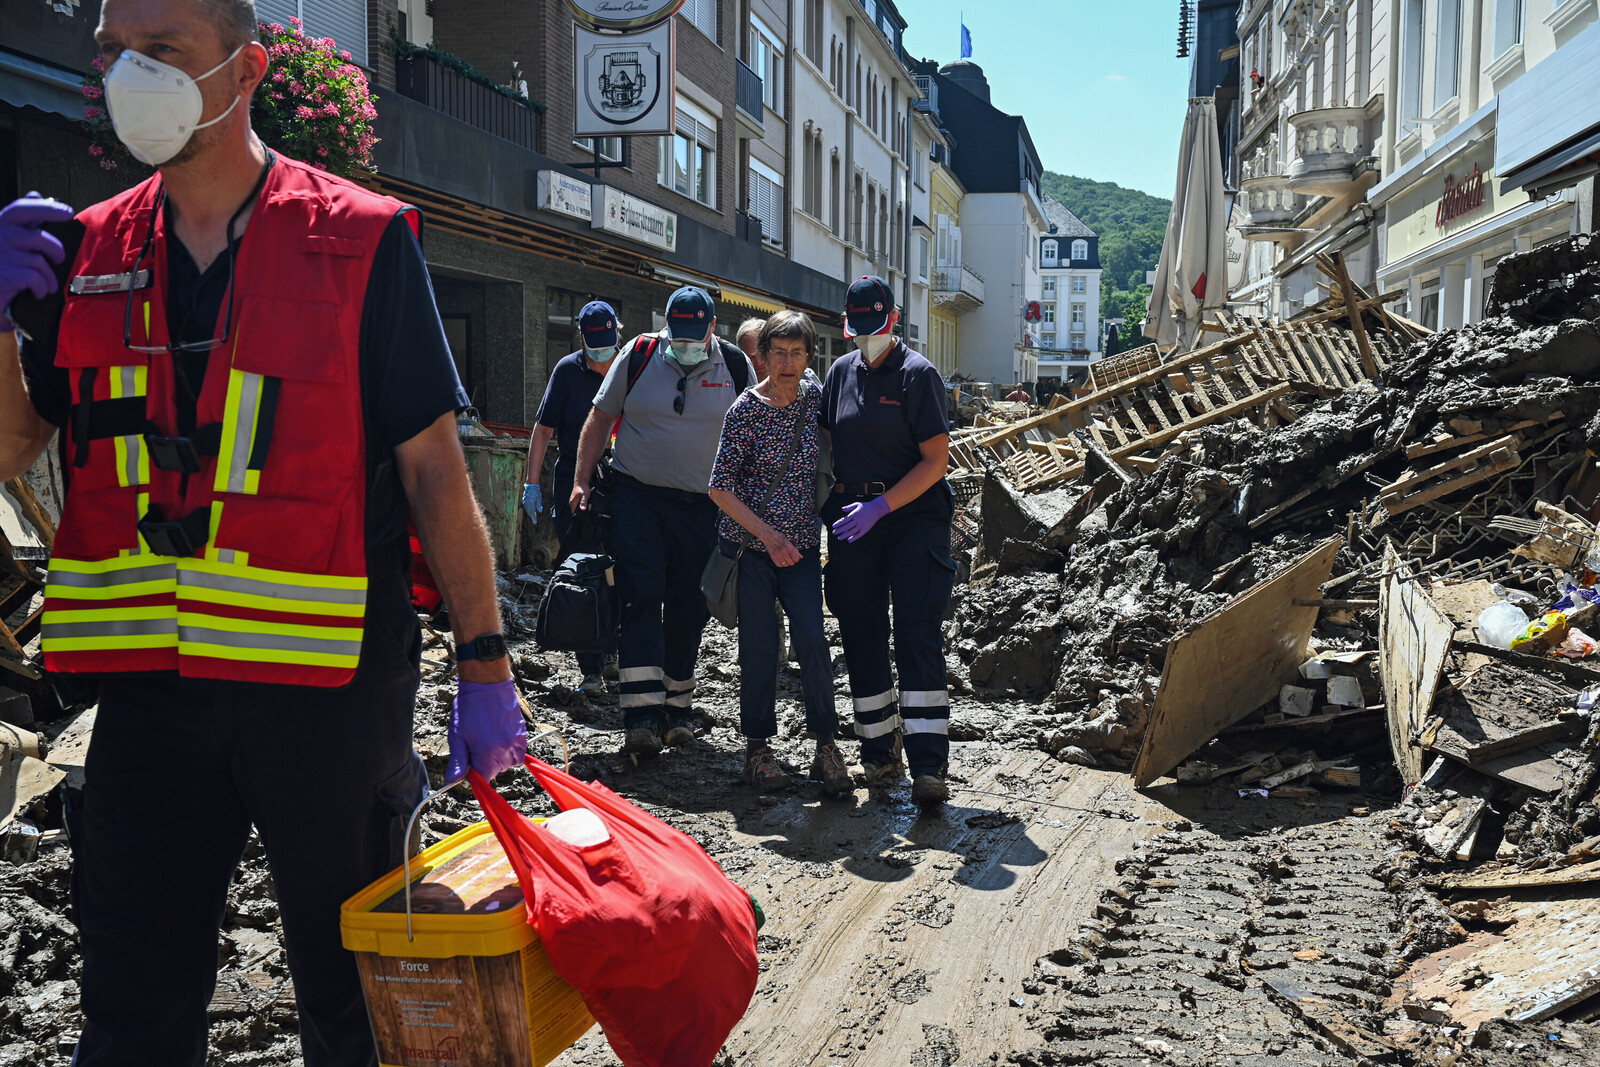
[1436,164,1486,228]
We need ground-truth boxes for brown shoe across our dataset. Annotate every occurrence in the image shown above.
[810,742,852,796]
[743,746,788,792]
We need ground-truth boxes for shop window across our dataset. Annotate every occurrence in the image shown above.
[659,99,718,208]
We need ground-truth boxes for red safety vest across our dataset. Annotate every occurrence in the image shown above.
[41,157,414,687]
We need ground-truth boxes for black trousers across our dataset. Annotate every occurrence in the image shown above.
[70,574,428,1067]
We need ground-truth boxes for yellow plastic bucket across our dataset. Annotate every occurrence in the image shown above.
[340,820,594,1066]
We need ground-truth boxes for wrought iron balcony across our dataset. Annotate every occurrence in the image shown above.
[930,263,985,316]
[735,59,765,139]
[393,51,537,150]
[1285,106,1372,197]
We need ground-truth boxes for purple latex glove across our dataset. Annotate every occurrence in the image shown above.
[0,194,77,331]
[832,496,891,543]
[446,678,527,783]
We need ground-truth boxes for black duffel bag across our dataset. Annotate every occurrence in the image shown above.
[535,553,618,652]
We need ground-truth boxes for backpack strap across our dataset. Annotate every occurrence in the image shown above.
[719,338,751,393]
[611,334,659,438]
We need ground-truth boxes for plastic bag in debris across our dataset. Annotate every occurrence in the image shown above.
[1551,581,1600,613]
[1511,611,1569,653]
[1556,627,1599,659]
[1479,601,1533,648]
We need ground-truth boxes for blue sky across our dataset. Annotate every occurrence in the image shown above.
[899,0,1192,199]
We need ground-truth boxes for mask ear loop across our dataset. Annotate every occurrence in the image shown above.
[188,43,249,133]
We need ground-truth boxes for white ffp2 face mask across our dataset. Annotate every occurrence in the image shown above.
[669,340,709,366]
[104,45,246,166]
[858,334,895,361]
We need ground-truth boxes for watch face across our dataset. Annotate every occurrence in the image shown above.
[476,633,508,660]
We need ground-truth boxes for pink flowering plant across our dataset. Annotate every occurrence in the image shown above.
[81,17,378,176]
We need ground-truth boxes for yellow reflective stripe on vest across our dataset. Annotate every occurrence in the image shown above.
[177,612,362,660]
[175,556,366,613]
[45,556,177,600]
[109,365,149,488]
[202,500,247,566]
[215,369,264,496]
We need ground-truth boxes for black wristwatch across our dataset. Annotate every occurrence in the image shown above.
[457,632,508,662]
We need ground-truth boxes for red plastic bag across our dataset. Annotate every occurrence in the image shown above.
[469,757,758,1067]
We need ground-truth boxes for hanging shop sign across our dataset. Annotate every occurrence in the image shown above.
[573,22,675,137]
[592,185,678,252]
[1436,164,1487,228]
[1024,300,1042,322]
[535,170,594,222]
[564,0,684,32]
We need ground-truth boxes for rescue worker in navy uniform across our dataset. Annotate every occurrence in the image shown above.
[821,276,957,809]
[0,0,525,1062]
[524,300,621,694]
[570,287,755,757]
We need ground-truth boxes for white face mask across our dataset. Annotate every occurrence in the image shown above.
[669,339,709,366]
[104,45,246,166]
[858,334,895,361]
[585,345,617,363]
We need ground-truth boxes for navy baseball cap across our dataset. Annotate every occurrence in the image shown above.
[665,286,716,340]
[844,276,895,337]
[578,300,619,349]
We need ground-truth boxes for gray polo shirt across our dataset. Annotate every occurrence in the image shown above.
[594,330,754,494]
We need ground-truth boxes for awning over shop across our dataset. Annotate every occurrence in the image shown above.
[718,286,785,316]
[1496,19,1600,197]
[0,49,84,120]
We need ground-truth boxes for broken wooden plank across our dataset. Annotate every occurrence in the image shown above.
[1380,546,1454,786]
[1453,639,1600,685]
[1260,974,1397,1062]
[1220,706,1376,733]
[1320,250,1378,378]
[1405,420,1546,461]
[1258,758,1319,789]
[1443,860,1600,892]
[1131,536,1342,788]
[1463,719,1583,763]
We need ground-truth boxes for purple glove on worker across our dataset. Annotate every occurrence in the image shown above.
[446,678,527,783]
[0,194,77,331]
[831,496,891,543]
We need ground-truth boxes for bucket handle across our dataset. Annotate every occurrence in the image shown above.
[401,723,568,941]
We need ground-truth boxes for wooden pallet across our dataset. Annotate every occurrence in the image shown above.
[1376,428,1558,518]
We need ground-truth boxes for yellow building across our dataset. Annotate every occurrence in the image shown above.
[926,159,967,379]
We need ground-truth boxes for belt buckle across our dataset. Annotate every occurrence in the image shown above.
[137,519,199,557]
[145,434,204,474]
[868,481,887,495]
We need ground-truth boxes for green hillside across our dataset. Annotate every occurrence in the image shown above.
[1041,173,1171,337]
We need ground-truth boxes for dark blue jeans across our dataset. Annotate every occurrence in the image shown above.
[823,501,957,777]
[729,541,838,742]
[611,482,718,731]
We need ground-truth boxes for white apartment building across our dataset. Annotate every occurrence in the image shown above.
[790,0,919,365]
[1233,0,1388,319]
[1036,197,1104,387]
[1368,0,1597,329]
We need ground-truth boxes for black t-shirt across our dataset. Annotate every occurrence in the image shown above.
[533,350,608,493]
[819,340,952,502]
[20,195,469,550]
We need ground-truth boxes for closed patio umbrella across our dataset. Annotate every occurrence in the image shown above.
[1145,97,1228,350]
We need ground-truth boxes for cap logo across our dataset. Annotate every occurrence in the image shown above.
[697,311,705,318]
[874,302,883,311]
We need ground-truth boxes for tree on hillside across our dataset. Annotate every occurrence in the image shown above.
[1043,172,1169,325]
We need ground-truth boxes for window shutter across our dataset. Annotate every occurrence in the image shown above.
[303,0,369,68]
[256,0,296,29]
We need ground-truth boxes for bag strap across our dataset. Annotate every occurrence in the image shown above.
[610,335,659,439]
[734,399,806,557]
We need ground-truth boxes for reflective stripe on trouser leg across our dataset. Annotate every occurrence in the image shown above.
[852,688,901,738]
[618,665,665,718]
[901,689,950,735]
[664,674,695,711]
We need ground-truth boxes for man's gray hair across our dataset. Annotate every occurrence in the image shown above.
[736,317,766,345]
[205,0,260,49]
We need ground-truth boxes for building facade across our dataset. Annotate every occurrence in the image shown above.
[913,58,1047,387]
[924,146,968,379]
[1036,197,1103,387]
[1369,0,1597,330]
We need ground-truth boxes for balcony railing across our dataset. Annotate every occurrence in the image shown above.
[1239,172,1305,239]
[913,74,939,117]
[930,263,985,315]
[1285,106,1373,197]
[735,59,765,138]
[394,52,537,150]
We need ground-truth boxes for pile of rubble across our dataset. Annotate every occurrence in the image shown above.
[947,231,1600,1050]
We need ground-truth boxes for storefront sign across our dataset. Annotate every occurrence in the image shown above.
[564,0,684,31]
[573,22,675,137]
[1436,165,1486,228]
[535,171,593,222]
[592,186,677,252]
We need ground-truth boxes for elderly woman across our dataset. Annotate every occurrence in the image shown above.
[708,311,848,794]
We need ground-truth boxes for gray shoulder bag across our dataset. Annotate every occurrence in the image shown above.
[701,404,808,628]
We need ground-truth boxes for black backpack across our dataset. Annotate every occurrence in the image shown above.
[535,553,618,652]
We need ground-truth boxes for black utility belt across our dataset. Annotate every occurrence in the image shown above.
[833,481,889,497]
[136,503,409,579]
[608,470,710,505]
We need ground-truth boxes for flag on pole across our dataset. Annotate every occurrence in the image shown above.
[960,21,972,58]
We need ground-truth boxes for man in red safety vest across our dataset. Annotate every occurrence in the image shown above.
[0,0,525,1062]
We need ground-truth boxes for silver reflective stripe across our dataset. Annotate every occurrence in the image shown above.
[902,717,950,735]
[665,690,695,708]
[178,626,362,656]
[619,693,662,708]
[223,372,262,493]
[854,714,902,739]
[42,618,176,639]
[663,674,695,707]
[618,665,664,683]
[852,688,897,714]
[217,549,237,564]
[178,568,366,605]
[664,675,695,691]
[119,367,143,488]
[48,563,176,588]
[900,690,949,708]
